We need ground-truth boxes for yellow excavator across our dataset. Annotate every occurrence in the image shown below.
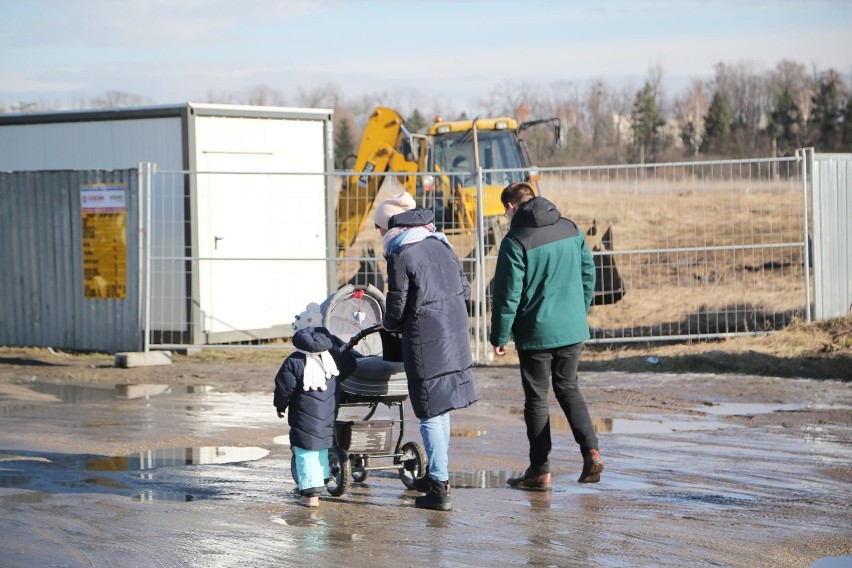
[337,106,624,305]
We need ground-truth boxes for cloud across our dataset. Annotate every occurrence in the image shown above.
[1,0,850,110]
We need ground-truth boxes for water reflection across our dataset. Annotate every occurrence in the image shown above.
[20,378,213,403]
[591,417,734,434]
[811,556,852,568]
[0,472,35,488]
[271,510,359,553]
[695,402,806,416]
[450,428,488,438]
[449,470,524,489]
[85,446,270,471]
[508,408,735,434]
[57,476,128,491]
[0,448,265,502]
[135,490,195,502]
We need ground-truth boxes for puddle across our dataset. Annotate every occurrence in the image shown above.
[695,402,807,416]
[19,378,213,403]
[135,489,195,502]
[509,409,733,434]
[593,417,734,434]
[57,477,195,502]
[811,556,852,568]
[271,513,329,527]
[0,448,265,502]
[651,490,756,508]
[0,472,35,488]
[84,446,270,471]
[449,470,524,489]
[56,476,129,490]
[451,428,488,438]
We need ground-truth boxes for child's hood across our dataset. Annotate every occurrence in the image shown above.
[292,327,335,353]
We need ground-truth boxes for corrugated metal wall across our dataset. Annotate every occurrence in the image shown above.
[0,169,141,351]
[812,154,852,319]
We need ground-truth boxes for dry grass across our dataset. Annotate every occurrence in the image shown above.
[3,317,847,381]
[339,172,812,339]
[579,315,852,381]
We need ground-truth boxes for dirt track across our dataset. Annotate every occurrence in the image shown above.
[0,349,850,567]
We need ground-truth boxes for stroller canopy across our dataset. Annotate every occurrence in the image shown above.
[321,284,385,356]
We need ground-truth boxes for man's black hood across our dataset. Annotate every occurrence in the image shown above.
[510,196,562,228]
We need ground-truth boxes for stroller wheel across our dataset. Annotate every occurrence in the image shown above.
[325,446,351,497]
[351,455,370,482]
[398,441,428,489]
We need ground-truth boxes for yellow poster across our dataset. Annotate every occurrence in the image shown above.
[81,184,127,299]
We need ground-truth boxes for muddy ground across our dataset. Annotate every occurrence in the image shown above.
[0,347,850,567]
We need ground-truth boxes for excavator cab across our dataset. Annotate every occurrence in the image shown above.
[423,117,530,231]
[335,107,625,306]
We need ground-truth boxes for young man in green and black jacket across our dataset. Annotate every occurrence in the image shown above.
[490,181,604,491]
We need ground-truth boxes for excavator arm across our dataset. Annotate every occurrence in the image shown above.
[336,107,419,254]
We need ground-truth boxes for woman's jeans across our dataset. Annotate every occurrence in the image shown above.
[420,412,451,482]
[518,342,598,474]
[293,446,329,495]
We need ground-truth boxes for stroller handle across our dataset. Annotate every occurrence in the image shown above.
[341,323,384,351]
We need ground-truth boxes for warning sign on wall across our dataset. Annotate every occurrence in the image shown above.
[81,184,127,299]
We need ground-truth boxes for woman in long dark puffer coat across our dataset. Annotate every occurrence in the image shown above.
[373,192,477,512]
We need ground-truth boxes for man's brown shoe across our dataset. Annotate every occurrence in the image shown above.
[578,449,604,483]
[507,471,552,491]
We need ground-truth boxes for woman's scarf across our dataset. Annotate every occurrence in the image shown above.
[382,223,452,257]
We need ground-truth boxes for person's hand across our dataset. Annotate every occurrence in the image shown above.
[493,345,506,357]
[277,410,285,418]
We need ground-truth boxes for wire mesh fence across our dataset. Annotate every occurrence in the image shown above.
[141,155,811,359]
[532,157,808,342]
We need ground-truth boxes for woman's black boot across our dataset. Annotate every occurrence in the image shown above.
[414,478,452,511]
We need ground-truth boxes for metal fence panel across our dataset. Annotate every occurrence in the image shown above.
[812,153,852,319]
[0,169,141,352]
[141,155,822,360]
[528,157,809,344]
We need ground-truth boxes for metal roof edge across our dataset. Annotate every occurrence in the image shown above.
[187,102,334,120]
[0,103,333,126]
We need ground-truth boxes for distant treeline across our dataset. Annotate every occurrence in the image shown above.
[3,59,850,166]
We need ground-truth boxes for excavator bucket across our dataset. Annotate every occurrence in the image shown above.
[336,107,417,255]
[588,223,626,305]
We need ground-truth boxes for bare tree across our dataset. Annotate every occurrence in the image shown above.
[712,61,769,156]
[478,81,538,118]
[88,91,154,109]
[245,85,287,107]
[673,80,709,156]
[295,82,343,109]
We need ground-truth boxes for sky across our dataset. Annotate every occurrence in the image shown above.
[2,0,851,115]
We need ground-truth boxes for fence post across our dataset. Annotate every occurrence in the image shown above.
[474,166,487,364]
[141,162,155,352]
[800,148,812,323]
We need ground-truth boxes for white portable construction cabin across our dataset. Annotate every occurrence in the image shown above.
[0,103,334,348]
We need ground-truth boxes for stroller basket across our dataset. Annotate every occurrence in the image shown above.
[336,420,394,453]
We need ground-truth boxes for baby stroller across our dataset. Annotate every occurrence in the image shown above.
[290,284,427,497]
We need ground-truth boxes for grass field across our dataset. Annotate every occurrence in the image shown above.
[337,168,811,340]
